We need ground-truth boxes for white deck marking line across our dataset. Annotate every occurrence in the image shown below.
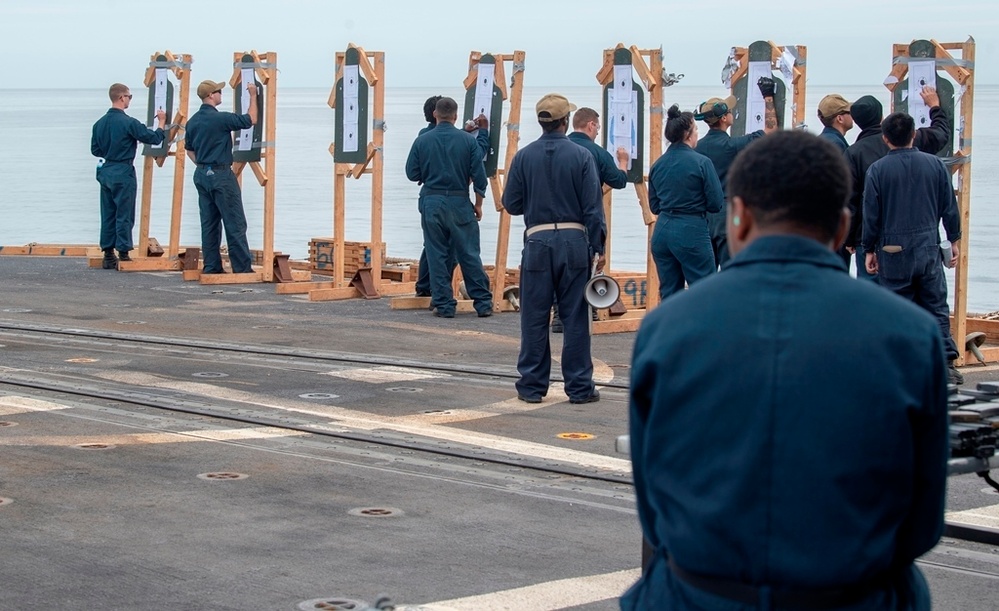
[92,371,633,473]
[0,427,308,447]
[417,567,640,611]
[0,395,73,415]
[946,502,999,529]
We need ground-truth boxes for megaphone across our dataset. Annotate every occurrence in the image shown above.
[584,255,620,309]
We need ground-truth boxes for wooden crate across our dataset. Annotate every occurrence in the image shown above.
[309,239,386,274]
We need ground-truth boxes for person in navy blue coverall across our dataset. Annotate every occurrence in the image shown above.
[624,131,948,611]
[502,93,604,404]
[647,105,723,301]
[405,97,493,318]
[413,95,490,299]
[694,78,778,268]
[184,79,258,274]
[91,83,167,268]
[863,111,963,385]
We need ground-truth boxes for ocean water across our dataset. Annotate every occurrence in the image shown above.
[1,84,997,311]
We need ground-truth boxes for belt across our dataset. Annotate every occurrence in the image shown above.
[662,211,706,218]
[525,222,585,237]
[102,159,133,165]
[667,557,883,610]
[421,188,468,197]
[197,163,231,171]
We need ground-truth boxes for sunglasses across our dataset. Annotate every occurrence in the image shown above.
[213,90,222,95]
[122,94,133,100]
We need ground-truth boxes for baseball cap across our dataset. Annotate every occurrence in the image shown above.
[817,94,851,119]
[197,80,226,100]
[695,95,737,122]
[536,93,577,122]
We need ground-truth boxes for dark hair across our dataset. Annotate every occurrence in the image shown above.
[540,115,567,133]
[664,104,694,143]
[423,95,443,123]
[882,112,915,147]
[434,97,458,121]
[728,131,849,242]
[817,109,836,129]
[109,83,129,102]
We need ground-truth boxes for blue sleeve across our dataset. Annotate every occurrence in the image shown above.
[914,106,951,155]
[598,148,628,190]
[128,117,165,146]
[475,128,490,160]
[629,328,663,552]
[222,112,253,131]
[501,153,525,216]
[91,126,103,157]
[580,155,605,254]
[939,163,961,242]
[703,159,724,214]
[732,130,764,151]
[469,139,488,197]
[647,164,662,215]
[861,169,881,252]
[405,139,422,183]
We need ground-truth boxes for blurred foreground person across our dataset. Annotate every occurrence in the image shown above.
[623,131,948,611]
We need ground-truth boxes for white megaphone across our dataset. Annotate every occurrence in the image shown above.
[584,256,620,309]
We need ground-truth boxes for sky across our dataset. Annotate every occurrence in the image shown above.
[0,0,994,89]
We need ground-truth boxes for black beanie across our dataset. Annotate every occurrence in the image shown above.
[850,96,884,130]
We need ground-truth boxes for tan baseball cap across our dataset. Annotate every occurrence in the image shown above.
[196,80,227,100]
[695,95,737,122]
[817,94,851,119]
[536,93,577,122]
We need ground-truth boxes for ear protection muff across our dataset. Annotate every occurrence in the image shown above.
[694,101,730,122]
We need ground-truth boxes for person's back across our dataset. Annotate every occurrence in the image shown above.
[866,148,955,250]
[624,131,947,611]
[406,122,486,195]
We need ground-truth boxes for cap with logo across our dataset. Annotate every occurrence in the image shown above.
[694,95,737,123]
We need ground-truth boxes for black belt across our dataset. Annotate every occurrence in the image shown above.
[421,189,468,197]
[667,556,884,610]
[103,159,132,165]
[197,163,231,171]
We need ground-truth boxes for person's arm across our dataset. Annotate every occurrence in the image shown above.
[91,126,103,158]
[246,83,259,126]
[468,139,488,197]
[844,149,864,251]
[702,160,724,214]
[473,193,484,221]
[580,155,606,258]
[758,77,779,134]
[473,114,489,160]
[914,86,950,155]
[647,164,662,215]
[404,140,422,184]
[501,153,524,215]
[186,149,197,164]
[129,115,166,145]
[862,169,881,273]
[599,148,628,190]
[938,162,962,267]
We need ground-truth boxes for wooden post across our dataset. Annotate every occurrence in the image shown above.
[168,53,192,260]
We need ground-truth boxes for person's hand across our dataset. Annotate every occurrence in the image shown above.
[920,85,940,109]
[865,252,878,275]
[595,253,606,273]
[463,120,477,133]
[757,76,776,98]
[246,83,258,96]
[475,113,488,130]
[473,202,483,221]
[846,246,856,255]
[950,242,960,268]
[615,147,629,167]
[155,109,167,128]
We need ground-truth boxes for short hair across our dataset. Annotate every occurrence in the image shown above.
[664,104,694,144]
[882,112,916,147]
[423,95,443,123]
[540,115,567,133]
[434,97,458,121]
[727,131,850,242]
[817,109,835,129]
[109,83,130,102]
[572,107,599,129]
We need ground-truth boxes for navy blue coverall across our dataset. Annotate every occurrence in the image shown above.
[184,104,254,274]
[502,131,604,403]
[819,125,849,152]
[647,142,723,301]
[405,122,492,317]
[90,109,165,253]
[567,131,628,189]
[695,128,764,267]
[624,235,948,611]
[414,125,489,296]
[862,148,962,360]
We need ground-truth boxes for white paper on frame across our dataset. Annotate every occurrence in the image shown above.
[606,91,637,171]
[344,65,359,99]
[343,121,359,153]
[473,63,495,125]
[746,60,770,132]
[150,67,167,150]
[778,48,795,88]
[908,59,935,129]
[238,67,255,151]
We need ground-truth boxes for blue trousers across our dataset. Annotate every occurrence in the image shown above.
[877,244,959,361]
[650,214,716,301]
[420,195,492,316]
[193,166,253,274]
[415,248,456,295]
[96,163,137,252]
[516,229,594,402]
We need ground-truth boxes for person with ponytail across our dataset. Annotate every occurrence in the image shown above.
[646,104,724,301]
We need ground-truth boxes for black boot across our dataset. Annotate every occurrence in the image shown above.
[117,250,132,262]
[101,248,118,270]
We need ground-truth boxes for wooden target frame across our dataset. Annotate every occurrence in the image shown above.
[110,50,192,273]
[726,41,807,132]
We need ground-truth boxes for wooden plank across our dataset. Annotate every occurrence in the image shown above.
[198,272,264,285]
[390,296,432,310]
[182,269,201,281]
[309,287,363,301]
[117,258,183,272]
[1,245,99,257]
[375,282,417,297]
[592,314,643,335]
[966,346,999,365]
[290,269,311,282]
[275,281,336,295]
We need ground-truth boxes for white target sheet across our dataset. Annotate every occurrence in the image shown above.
[607,65,636,170]
[908,59,935,129]
[238,67,255,151]
[472,62,495,127]
[342,65,360,153]
[746,60,771,133]
[149,67,167,151]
